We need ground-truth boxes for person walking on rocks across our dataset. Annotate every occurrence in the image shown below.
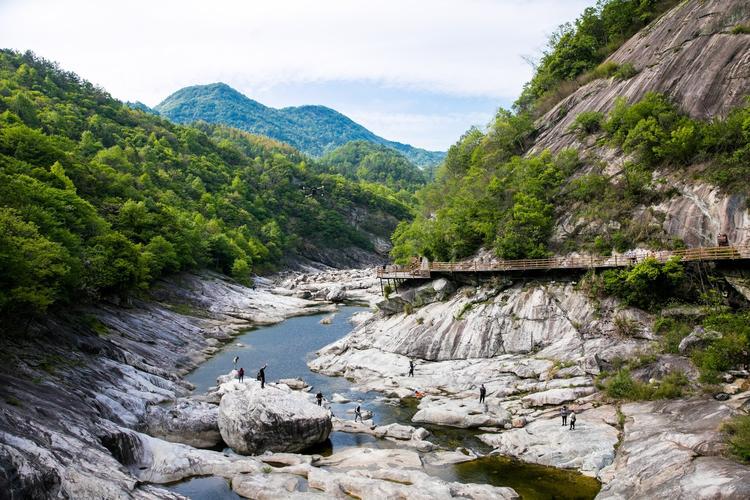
[569,410,576,430]
[479,384,487,404]
[233,356,239,369]
[237,367,244,383]
[257,364,267,389]
[408,360,415,377]
[316,392,323,406]
[560,405,568,426]
[354,404,362,422]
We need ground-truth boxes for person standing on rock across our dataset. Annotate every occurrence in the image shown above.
[354,404,362,422]
[408,360,415,377]
[479,384,487,404]
[316,392,323,406]
[238,367,244,383]
[561,405,568,426]
[569,410,576,430]
[233,356,239,369]
[257,364,267,389]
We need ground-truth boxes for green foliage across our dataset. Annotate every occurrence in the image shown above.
[731,24,750,34]
[319,140,427,193]
[691,312,750,383]
[570,111,604,136]
[601,257,684,310]
[723,415,750,463]
[390,102,576,262]
[516,0,679,113]
[154,83,445,168]
[653,317,693,354]
[0,50,411,319]
[604,368,688,400]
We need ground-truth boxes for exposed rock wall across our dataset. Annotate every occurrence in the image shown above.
[533,0,750,155]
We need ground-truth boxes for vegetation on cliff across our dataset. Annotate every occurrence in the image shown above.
[0,50,411,319]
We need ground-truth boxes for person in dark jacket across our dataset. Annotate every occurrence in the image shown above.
[479,384,487,403]
[238,367,244,382]
[408,360,415,377]
[354,404,362,422]
[316,392,323,406]
[560,405,568,426]
[257,364,267,388]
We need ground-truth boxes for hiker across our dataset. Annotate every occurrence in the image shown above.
[257,364,267,389]
[316,392,323,406]
[233,356,239,369]
[569,410,576,430]
[408,360,415,377]
[354,404,362,422]
[479,384,487,403]
[237,367,244,383]
[560,405,568,426]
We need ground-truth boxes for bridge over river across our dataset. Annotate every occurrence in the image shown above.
[376,245,750,282]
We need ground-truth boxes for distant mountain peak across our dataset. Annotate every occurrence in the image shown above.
[154,83,445,167]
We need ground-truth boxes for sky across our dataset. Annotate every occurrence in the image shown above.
[0,0,593,151]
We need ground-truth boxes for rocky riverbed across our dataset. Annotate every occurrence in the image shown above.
[3,266,750,499]
[309,275,750,497]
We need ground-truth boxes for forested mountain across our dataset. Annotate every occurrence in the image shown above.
[0,49,412,320]
[154,83,445,168]
[391,0,750,264]
[319,140,428,194]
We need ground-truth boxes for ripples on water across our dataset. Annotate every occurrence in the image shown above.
[168,306,600,499]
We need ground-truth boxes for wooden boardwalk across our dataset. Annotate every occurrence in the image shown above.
[376,245,750,280]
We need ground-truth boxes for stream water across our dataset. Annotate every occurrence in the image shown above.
[166,306,600,499]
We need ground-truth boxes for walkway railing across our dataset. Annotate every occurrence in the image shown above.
[376,245,750,280]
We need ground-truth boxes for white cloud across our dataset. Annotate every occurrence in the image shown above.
[0,0,593,148]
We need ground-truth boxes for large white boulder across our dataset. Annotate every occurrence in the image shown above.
[218,383,332,454]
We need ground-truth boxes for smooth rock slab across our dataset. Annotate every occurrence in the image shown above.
[412,396,511,429]
[218,382,332,454]
[597,398,750,499]
[479,405,619,477]
[307,466,519,499]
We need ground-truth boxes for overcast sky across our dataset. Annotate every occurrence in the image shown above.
[0,0,592,150]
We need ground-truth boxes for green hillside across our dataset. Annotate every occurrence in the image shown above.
[154,83,445,168]
[0,50,412,320]
[319,140,428,194]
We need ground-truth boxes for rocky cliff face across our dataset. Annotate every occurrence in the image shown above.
[529,0,750,250]
[533,0,750,155]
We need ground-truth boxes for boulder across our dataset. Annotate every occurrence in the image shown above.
[375,295,409,316]
[412,397,511,429]
[218,383,332,454]
[232,473,305,498]
[331,393,351,404]
[326,286,347,303]
[278,378,308,390]
[678,326,722,354]
[142,399,220,449]
[412,279,456,307]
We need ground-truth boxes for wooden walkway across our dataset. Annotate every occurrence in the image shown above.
[376,245,750,280]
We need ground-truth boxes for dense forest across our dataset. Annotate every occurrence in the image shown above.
[390,0,750,264]
[0,50,412,321]
[155,83,445,168]
[319,140,428,196]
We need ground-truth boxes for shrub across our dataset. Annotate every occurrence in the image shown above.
[731,24,750,34]
[614,62,638,80]
[723,415,750,463]
[654,317,692,354]
[692,312,750,382]
[605,368,688,400]
[602,257,685,310]
[570,111,604,136]
[614,315,641,337]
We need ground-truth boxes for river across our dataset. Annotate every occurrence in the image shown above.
[167,306,600,500]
